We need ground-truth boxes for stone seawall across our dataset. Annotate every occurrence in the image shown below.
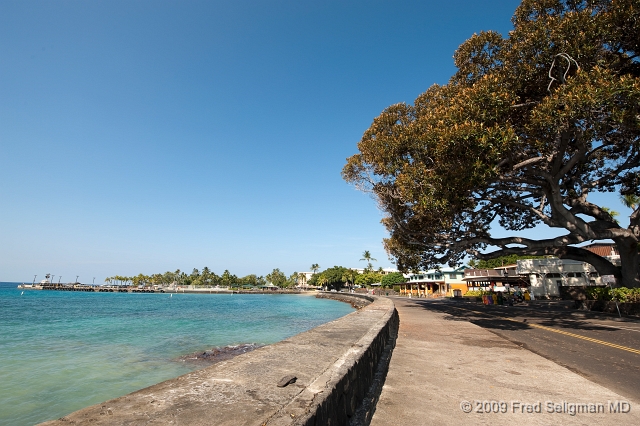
[41,293,399,426]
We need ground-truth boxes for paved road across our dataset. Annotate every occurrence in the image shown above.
[371,297,640,425]
[416,299,640,401]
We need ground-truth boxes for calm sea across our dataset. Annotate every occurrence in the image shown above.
[0,282,354,425]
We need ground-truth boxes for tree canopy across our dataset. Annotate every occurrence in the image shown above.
[343,0,640,287]
[308,266,350,290]
[266,268,287,287]
[468,254,547,269]
[355,271,384,286]
[106,268,271,288]
[381,272,406,288]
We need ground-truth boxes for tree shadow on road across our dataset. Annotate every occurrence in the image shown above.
[401,298,624,333]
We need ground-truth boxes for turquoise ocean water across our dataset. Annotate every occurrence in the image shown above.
[0,282,354,425]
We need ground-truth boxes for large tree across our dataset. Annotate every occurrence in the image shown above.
[266,268,287,287]
[381,272,406,288]
[343,0,640,287]
[308,266,349,290]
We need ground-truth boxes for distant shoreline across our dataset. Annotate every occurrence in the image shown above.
[15,282,319,295]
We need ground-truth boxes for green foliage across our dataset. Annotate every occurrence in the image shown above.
[468,255,546,269]
[610,287,640,303]
[306,266,350,289]
[238,274,266,286]
[266,268,287,287]
[108,267,266,288]
[360,250,377,271]
[220,270,238,286]
[380,272,406,288]
[463,290,491,297]
[323,266,350,289]
[585,286,640,302]
[307,273,320,287]
[355,272,383,286]
[586,287,611,301]
[286,272,299,288]
[342,269,359,286]
[620,194,639,210]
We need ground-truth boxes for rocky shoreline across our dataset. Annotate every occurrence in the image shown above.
[176,343,264,365]
[315,292,372,309]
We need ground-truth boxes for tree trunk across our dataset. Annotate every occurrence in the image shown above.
[557,246,623,284]
[614,237,640,288]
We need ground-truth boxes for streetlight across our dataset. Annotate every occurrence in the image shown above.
[33,275,37,285]
[93,277,96,284]
[58,276,62,284]
[76,275,79,284]
[51,275,55,286]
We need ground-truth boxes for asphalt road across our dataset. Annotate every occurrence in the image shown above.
[409,299,640,402]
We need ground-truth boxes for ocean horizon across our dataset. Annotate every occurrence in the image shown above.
[0,282,354,425]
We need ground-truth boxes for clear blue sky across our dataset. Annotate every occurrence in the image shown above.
[1,0,630,282]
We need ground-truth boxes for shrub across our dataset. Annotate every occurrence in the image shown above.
[610,287,640,303]
[463,290,491,297]
[586,287,640,303]
[585,287,611,301]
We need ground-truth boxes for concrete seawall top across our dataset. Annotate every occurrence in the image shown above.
[41,293,397,426]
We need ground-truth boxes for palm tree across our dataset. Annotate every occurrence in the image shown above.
[318,275,329,291]
[360,250,377,272]
[202,266,211,287]
[342,269,358,291]
[298,272,308,289]
[310,264,320,275]
[621,194,640,210]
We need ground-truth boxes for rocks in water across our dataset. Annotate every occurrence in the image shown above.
[177,343,262,365]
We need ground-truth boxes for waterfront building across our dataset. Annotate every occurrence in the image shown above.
[398,267,466,297]
[463,258,604,298]
[296,272,314,288]
[463,264,529,293]
[516,258,603,298]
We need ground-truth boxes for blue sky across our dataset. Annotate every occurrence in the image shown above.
[1,0,631,282]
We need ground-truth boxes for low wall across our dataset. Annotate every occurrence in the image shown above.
[315,292,374,309]
[41,293,399,426]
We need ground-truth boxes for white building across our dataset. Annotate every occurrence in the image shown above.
[516,258,602,298]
